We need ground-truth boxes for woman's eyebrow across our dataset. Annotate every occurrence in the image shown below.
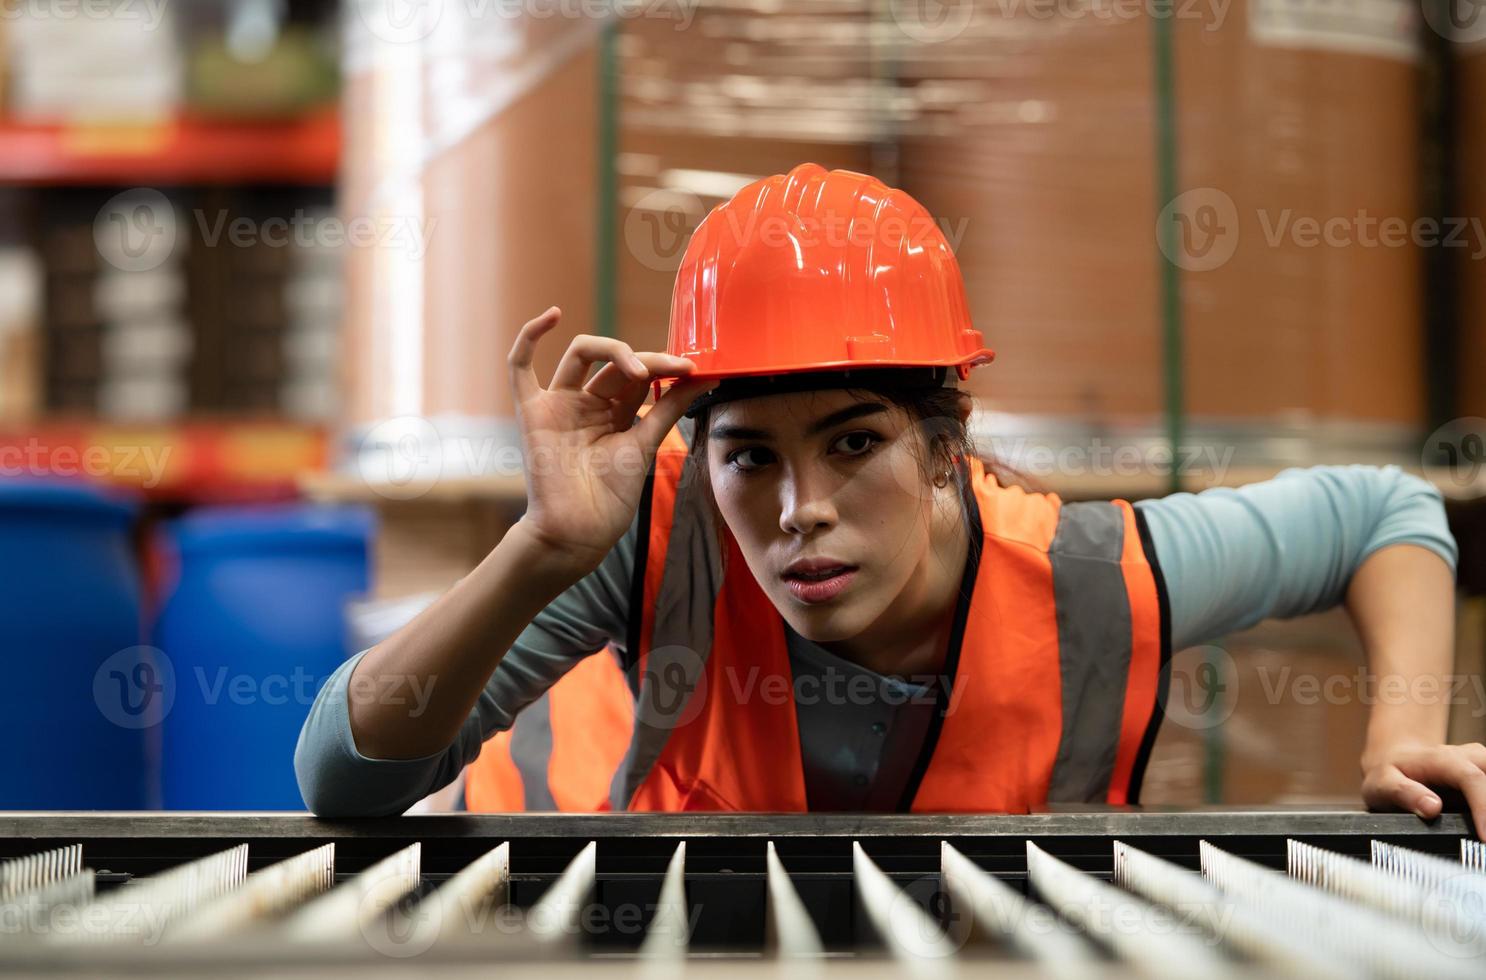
[709,402,889,441]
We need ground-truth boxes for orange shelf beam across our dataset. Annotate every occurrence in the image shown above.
[0,111,340,185]
[0,420,329,503]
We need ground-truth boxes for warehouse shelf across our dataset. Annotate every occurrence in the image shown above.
[0,420,328,502]
[0,111,339,185]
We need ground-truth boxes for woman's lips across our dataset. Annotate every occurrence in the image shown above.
[783,567,859,604]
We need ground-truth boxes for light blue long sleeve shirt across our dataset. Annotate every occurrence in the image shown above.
[294,464,1458,817]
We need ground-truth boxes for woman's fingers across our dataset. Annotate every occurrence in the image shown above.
[1392,745,1486,837]
[551,335,640,390]
[612,368,656,424]
[508,307,562,404]
[585,351,697,402]
[1366,764,1443,820]
[553,334,699,393]
[634,375,718,453]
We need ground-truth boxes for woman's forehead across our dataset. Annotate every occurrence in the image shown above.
[709,390,898,439]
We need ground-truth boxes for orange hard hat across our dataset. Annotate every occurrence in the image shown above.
[661,163,994,401]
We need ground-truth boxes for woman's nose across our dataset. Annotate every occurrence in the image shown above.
[779,473,838,535]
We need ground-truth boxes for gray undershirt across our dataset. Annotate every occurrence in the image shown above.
[785,623,938,810]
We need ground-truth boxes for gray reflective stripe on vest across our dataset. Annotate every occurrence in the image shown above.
[1047,500,1133,802]
[509,692,558,811]
[609,418,726,809]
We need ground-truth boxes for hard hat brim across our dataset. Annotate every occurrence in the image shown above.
[667,363,972,420]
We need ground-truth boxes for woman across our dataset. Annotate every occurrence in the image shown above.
[296,164,1477,829]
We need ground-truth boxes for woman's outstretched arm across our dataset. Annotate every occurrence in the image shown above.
[1135,464,1480,832]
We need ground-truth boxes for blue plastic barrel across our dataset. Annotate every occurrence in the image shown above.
[0,479,148,808]
[154,504,373,809]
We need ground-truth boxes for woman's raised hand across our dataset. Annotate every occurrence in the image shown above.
[507,306,717,573]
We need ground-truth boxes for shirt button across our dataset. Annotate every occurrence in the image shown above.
[853,774,869,787]
[871,721,887,735]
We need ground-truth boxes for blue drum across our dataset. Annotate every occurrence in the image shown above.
[0,479,147,808]
[154,504,373,809]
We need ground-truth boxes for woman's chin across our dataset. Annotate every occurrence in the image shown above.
[778,599,873,645]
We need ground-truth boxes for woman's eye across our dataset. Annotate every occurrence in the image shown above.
[727,447,772,472]
[832,431,883,458]
[726,433,881,473]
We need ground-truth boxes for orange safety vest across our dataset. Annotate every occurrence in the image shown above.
[466,419,1168,812]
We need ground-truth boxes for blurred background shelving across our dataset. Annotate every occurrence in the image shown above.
[0,0,340,502]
